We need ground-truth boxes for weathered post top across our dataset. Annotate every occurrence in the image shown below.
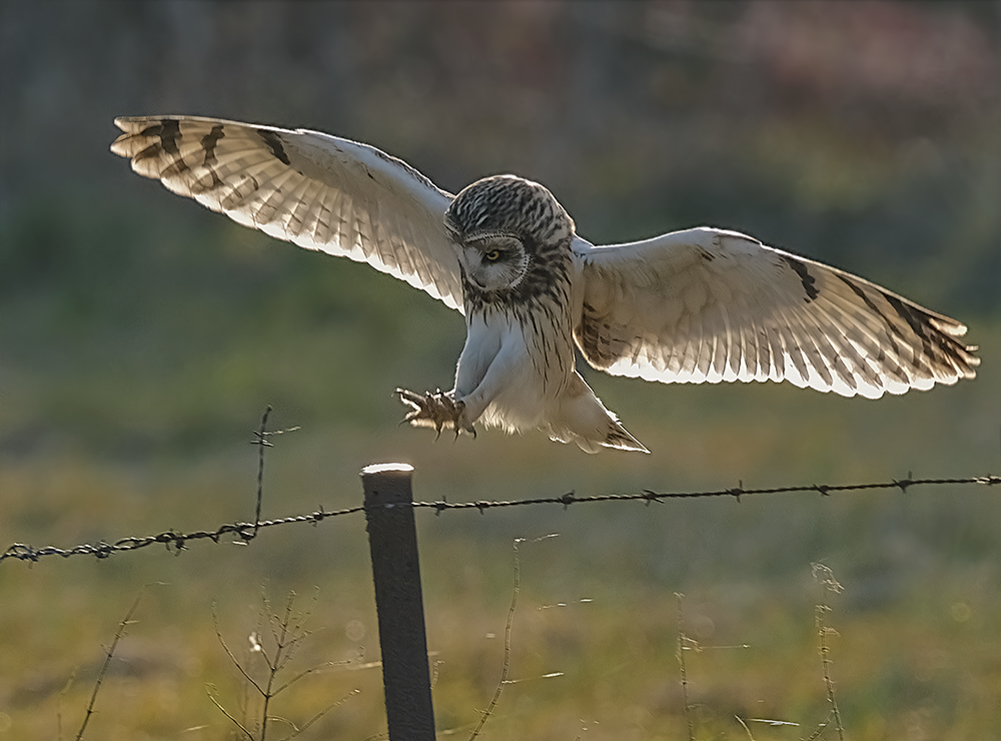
[360,463,416,507]
[361,462,415,477]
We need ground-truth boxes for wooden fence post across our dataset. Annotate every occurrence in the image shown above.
[361,463,436,740]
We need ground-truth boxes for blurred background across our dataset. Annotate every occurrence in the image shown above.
[1,1,999,738]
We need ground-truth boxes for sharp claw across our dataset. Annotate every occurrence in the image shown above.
[395,386,475,440]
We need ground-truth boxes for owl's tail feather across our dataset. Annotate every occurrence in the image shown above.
[601,422,649,454]
[547,372,650,454]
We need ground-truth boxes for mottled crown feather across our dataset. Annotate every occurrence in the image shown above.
[445,175,575,247]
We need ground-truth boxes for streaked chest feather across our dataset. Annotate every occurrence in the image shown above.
[457,299,576,398]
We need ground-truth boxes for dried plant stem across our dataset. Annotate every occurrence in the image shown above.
[816,606,845,741]
[735,714,757,740]
[803,710,837,741]
[210,590,353,740]
[676,592,695,741]
[207,687,254,740]
[468,537,522,739]
[812,564,846,741]
[75,593,142,740]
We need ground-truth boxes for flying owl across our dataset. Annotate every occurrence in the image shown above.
[111,116,979,453]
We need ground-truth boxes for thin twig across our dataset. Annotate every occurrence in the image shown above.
[269,591,315,677]
[75,592,143,740]
[802,710,836,741]
[676,592,696,741]
[816,610,845,741]
[468,537,523,740]
[277,689,362,741]
[274,659,351,696]
[812,564,846,741]
[213,606,265,696]
[259,593,302,741]
[212,589,354,740]
[207,685,255,740]
[735,714,757,740]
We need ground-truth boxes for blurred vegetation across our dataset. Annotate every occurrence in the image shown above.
[1,1,999,739]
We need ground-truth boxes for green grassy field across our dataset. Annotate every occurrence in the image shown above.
[2,210,998,739]
[2,3,1000,737]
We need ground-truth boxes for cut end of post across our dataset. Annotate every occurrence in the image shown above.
[361,463,416,508]
[361,462,415,477]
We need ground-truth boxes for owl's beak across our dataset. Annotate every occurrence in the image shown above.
[457,250,485,290]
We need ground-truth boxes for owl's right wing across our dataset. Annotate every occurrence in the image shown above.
[111,116,464,311]
[574,228,978,398]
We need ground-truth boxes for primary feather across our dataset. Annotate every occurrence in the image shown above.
[111,116,463,310]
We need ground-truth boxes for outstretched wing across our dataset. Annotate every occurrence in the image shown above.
[574,228,979,398]
[111,116,464,311]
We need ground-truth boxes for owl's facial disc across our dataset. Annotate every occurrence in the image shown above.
[445,174,574,297]
[459,234,529,291]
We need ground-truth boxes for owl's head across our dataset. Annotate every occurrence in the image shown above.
[445,175,575,293]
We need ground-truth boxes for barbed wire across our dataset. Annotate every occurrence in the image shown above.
[411,475,1000,512]
[3,406,997,564]
[0,505,366,563]
[3,475,997,564]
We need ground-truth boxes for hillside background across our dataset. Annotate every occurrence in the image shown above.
[1,2,999,739]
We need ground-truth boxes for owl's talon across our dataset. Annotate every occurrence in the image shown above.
[395,387,474,439]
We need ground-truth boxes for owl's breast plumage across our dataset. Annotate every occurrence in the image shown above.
[463,243,577,387]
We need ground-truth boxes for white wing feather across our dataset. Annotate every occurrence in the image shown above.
[111,116,463,311]
[574,228,978,398]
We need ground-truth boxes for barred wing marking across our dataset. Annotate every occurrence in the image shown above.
[111,116,464,311]
[574,228,979,398]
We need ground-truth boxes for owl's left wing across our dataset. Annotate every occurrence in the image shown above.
[111,116,464,311]
[574,228,978,398]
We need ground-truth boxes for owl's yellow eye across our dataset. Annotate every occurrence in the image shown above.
[484,249,501,263]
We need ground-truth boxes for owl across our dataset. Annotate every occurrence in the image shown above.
[111,116,979,453]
